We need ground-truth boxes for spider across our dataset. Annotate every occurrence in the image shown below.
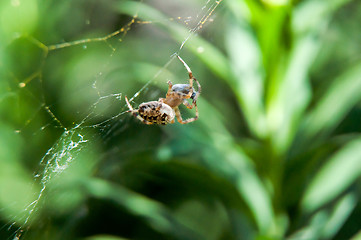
[125,56,201,125]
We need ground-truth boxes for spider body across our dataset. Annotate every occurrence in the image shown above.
[137,101,175,125]
[125,56,201,125]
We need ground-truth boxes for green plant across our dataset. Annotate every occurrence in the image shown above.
[1,0,361,239]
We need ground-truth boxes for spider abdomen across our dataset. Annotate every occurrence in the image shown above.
[138,101,175,125]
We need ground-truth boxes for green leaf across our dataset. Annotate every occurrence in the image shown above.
[225,20,267,138]
[84,235,130,240]
[293,0,353,35]
[320,193,357,239]
[266,34,316,153]
[288,193,356,240]
[302,137,361,212]
[303,63,361,139]
[351,230,361,240]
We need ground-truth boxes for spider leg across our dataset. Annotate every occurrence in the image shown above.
[182,99,196,109]
[125,96,135,111]
[177,56,194,82]
[194,78,201,94]
[165,81,174,98]
[191,78,201,103]
[125,96,154,125]
[174,105,199,124]
[177,56,194,90]
[177,56,202,102]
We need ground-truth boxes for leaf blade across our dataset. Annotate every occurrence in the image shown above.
[302,137,361,212]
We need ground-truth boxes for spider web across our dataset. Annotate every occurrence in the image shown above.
[0,0,222,239]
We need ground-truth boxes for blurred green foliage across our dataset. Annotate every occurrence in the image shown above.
[1,0,361,239]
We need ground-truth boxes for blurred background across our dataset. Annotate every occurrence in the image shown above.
[1,0,361,239]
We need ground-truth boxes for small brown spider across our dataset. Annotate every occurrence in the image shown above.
[125,56,201,125]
